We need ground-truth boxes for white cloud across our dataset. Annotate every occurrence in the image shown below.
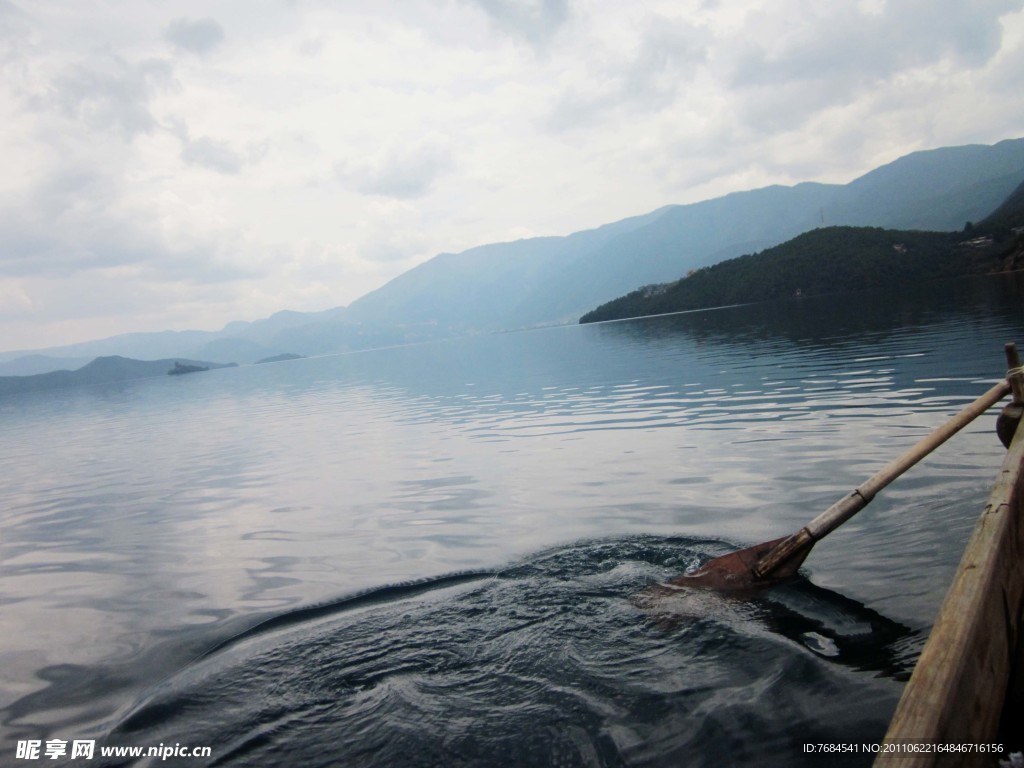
[723,0,1023,109]
[181,135,245,174]
[0,0,32,62]
[336,140,454,200]
[0,278,33,318]
[46,54,175,139]
[163,17,225,56]
[468,0,570,46]
[546,14,711,130]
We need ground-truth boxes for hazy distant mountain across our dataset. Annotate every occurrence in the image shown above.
[0,329,227,367]
[343,206,670,330]
[0,354,91,377]
[830,139,1024,229]
[0,308,422,371]
[345,138,1024,330]
[0,309,335,367]
[5,138,1022,372]
[0,356,236,396]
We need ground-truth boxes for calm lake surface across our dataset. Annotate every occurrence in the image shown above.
[2,275,1022,767]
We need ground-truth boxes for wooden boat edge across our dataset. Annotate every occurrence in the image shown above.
[875,418,1024,766]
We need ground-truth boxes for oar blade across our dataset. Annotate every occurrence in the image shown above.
[667,536,809,591]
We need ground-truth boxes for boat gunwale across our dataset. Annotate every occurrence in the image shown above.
[875,411,1024,766]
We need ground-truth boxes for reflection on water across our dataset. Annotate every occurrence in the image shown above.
[1,275,1022,765]
[637,566,917,682]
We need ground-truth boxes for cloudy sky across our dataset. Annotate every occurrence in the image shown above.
[1,0,1022,352]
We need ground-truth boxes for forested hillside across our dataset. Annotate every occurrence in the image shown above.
[579,223,1021,324]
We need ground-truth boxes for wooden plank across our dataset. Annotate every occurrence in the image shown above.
[875,421,1024,767]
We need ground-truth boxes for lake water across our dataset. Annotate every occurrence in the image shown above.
[1,274,1022,767]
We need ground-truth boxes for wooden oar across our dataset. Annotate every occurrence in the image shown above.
[670,378,1012,591]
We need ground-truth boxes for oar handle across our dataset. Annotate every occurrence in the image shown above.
[754,378,1012,579]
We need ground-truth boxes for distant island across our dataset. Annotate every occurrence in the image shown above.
[580,179,1024,324]
[168,362,209,375]
[0,356,236,396]
[255,353,306,364]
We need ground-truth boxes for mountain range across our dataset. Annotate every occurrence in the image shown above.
[2,137,1023,378]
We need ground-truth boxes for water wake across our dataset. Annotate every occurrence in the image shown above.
[100,537,915,767]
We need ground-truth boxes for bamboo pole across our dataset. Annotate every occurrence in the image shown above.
[753,379,1012,579]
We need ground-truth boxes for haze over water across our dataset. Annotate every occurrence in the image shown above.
[2,274,1022,766]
